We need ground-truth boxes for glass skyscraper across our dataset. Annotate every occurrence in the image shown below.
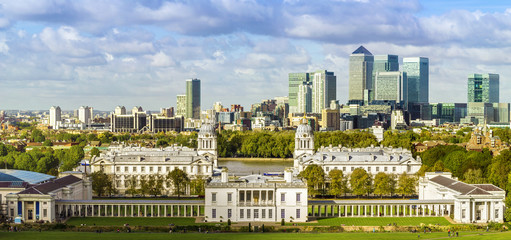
[372,55,399,101]
[467,73,499,103]
[311,70,336,113]
[374,71,407,106]
[349,46,373,104]
[186,78,201,119]
[288,72,310,113]
[403,57,429,103]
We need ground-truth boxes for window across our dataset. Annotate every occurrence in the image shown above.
[407,165,411,172]
[10,209,14,217]
[116,166,120,172]
[343,167,346,171]
[158,167,161,172]
[262,209,266,218]
[254,209,259,218]
[268,191,273,201]
[368,167,371,172]
[376,167,379,171]
[240,209,244,219]
[247,209,251,218]
[141,167,145,172]
[296,209,301,219]
[495,209,499,219]
[351,167,354,171]
[150,167,153,172]
[166,167,170,172]
[296,193,301,202]
[281,209,285,219]
[269,209,273,218]
[392,167,396,172]
[281,193,285,202]
[124,167,128,172]
[228,209,232,218]
[227,193,232,202]
[384,167,388,171]
[212,193,217,202]
[43,209,47,217]
[239,191,245,202]
[326,167,329,172]
[462,209,466,219]
[212,209,216,218]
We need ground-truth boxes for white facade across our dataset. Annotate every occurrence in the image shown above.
[419,172,505,223]
[205,169,308,223]
[78,106,92,125]
[49,106,61,128]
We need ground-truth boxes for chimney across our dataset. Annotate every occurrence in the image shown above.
[221,168,229,183]
[284,168,293,183]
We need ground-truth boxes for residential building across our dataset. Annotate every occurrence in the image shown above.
[205,169,308,222]
[297,82,312,113]
[49,106,61,128]
[176,95,186,117]
[403,57,429,104]
[186,78,201,119]
[114,106,126,115]
[468,73,499,103]
[311,70,336,114]
[349,46,373,104]
[78,106,92,125]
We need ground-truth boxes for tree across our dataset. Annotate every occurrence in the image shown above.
[396,172,416,197]
[139,175,150,196]
[90,147,100,158]
[91,171,115,197]
[349,168,372,196]
[373,172,395,197]
[31,129,45,142]
[328,169,348,197]
[298,164,325,196]
[147,174,165,197]
[463,169,486,184]
[167,168,190,198]
[125,175,139,197]
[488,150,511,190]
[42,139,53,146]
[190,175,206,195]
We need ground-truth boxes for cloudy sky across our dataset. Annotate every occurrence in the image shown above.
[1,0,510,111]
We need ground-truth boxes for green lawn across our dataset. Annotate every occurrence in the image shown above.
[1,231,510,240]
[292,217,450,226]
[65,217,219,226]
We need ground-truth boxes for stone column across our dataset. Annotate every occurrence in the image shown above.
[384,205,386,216]
[472,201,476,223]
[371,205,374,217]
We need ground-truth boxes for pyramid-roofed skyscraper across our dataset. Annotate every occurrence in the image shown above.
[349,46,374,104]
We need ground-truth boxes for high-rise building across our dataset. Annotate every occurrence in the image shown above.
[78,106,92,125]
[311,70,336,113]
[49,106,61,128]
[349,46,373,104]
[288,72,311,113]
[467,73,499,103]
[372,55,399,101]
[374,71,407,106]
[186,78,201,119]
[297,82,312,113]
[176,95,186,117]
[115,106,126,115]
[403,57,429,103]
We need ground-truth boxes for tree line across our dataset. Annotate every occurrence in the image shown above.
[298,164,416,198]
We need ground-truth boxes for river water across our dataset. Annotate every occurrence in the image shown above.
[217,160,293,175]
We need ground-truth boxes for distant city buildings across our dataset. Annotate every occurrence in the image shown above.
[49,106,61,128]
[78,106,93,125]
[403,57,429,104]
[186,78,201,119]
[468,73,499,103]
[349,46,373,104]
[289,70,336,114]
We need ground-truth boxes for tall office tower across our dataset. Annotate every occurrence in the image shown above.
[403,57,429,103]
[372,55,399,101]
[114,106,126,115]
[311,70,336,113]
[349,46,373,104]
[176,94,186,117]
[288,73,311,113]
[468,73,499,103]
[132,106,143,114]
[49,106,61,128]
[297,82,312,113]
[78,106,91,125]
[374,71,408,106]
[186,78,201,119]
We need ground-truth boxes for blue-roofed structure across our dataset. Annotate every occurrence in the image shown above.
[352,45,372,55]
[0,169,55,184]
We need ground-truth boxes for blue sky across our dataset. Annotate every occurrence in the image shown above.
[0,0,511,111]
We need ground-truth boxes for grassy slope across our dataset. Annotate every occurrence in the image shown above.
[294,217,451,226]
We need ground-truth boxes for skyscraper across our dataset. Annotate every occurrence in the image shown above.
[49,106,61,128]
[78,106,92,125]
[403,57,429,103]
[349,46,373,104]
[297,82,312,113]
[311,70,336,113]
[372,55,399,101]
[467,73,499,103]
[186,78,201,119]
[288,72,310,113]
[374,71,408,106]
[176,94,186,117]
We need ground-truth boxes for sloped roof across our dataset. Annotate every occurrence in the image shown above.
[472,184,504,192]
[429,175,493,195]
[0,169,55,184]
[352,46,372,55]
[18,175,82,195]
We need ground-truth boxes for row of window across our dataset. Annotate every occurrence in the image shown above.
[324,166,406,173]
[115,165,210,174]
[211,192,302,203]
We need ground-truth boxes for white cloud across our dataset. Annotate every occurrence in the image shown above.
[150,51,175,67]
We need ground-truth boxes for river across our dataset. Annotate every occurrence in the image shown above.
[217,159,293,175]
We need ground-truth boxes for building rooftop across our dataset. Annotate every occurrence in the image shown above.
[352,45,372,55]
[18,175,82,195]
[0,169,55,184]
[429,175,502,196]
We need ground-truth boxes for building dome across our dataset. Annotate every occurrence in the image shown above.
[199,123,216,136]
[296,123,313,137]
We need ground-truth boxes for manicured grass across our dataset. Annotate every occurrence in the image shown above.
[2,231,510,240]
[65,217,219,226]
[292,217,450,226]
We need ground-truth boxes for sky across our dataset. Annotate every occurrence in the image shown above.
[1,0,511,111]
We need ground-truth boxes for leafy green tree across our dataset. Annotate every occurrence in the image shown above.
[167,168,190,198]
[488,150,511,189]
[139,175,150,196]
[396,172,416,197]
[125,175,139,197]
[298,164,325,196]
[349,168,372,196]
[90,147,100,158]
[14,153,36,171]
[463,168,486,184]
[328,169,348,197]
[91,171,116,197]
[373,172,396,197]
[147,174,165,197]
[156,138,170,148]
[42,139,53,146]
[190,175,206,195]
[31,129,45,142]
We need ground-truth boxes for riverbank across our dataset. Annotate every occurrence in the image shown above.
[218,157,293,161]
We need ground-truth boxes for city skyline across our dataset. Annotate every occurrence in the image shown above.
[1,0,511,110]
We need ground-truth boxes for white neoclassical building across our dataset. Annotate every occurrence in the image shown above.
[90,122,218,195]
[205,169,308,223]
[293,121,422,175]
[419,172,505,223]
